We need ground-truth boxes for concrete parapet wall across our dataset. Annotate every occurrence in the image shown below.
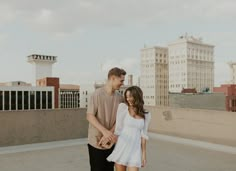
[0,108,88,147]
[146,106,236,146]
[169,93,226,111]
[1,107,236,147]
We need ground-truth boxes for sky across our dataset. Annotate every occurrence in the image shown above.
[0,0,236,86]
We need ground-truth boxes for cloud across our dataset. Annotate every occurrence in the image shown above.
[38,55,140,85]
[101,57,139,74]
[0,33,8,46]
[58,70,95,85]
[36,9,53,25]
[0,0,235,87]
[205,0,236,19]
[197,32,236,63]
[1,0,236,34]
[0,3,16,25]
[200,32,236,46]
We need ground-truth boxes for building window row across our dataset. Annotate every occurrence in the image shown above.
[144,96,155,99]
[60,91,80,109]
[0,90,53,111]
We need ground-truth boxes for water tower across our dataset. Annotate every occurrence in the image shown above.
[27,54,57,84]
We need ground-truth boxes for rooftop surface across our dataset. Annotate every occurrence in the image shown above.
[0,134,236,171]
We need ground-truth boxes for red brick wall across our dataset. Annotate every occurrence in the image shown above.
[214,84,236,112]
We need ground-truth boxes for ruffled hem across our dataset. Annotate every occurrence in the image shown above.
[141,133,149,140]
[107,158,141,168]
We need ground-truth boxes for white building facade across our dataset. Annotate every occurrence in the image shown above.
[140,46,169,106]
[228,62,236,84]
[168,35,214,93]
[79,84,95,108]
[59,87,80,109]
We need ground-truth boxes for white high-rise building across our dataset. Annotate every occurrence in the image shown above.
[80,84,95,108]
[140,46,169,106]
[168,34,214,93]
[228,62,236,84]
[27,54,57,84]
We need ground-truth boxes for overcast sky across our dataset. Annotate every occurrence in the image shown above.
[0,0,235,86]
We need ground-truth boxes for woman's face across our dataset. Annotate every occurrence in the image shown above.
[126,90,134,106]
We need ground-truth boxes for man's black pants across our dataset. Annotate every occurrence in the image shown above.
[88,144,115,171]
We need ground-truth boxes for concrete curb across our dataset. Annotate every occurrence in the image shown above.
[0,138,88,155]
[150,133,236,154]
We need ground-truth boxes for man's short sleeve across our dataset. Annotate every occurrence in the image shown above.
[87,92,98,115]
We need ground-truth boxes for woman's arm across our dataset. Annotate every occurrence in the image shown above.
[99,103,126,147]
[141,137,147,167]
[141,112,151,167]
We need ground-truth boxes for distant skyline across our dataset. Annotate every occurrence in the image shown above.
[0,0,236,86]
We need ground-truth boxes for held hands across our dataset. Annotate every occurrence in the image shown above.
[98,130,118,149]
[102,129,116,142]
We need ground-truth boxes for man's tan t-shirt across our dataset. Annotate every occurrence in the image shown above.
[87,87,123,149]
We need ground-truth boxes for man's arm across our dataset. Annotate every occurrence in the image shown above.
[87,113,115,140]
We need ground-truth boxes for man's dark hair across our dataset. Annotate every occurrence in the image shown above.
[108,67,126,79]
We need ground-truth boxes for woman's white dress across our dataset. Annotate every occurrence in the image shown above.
[107,103,151,168]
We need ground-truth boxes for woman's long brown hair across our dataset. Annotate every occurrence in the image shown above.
[124,86,148,119]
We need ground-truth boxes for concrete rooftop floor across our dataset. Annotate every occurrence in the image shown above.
[0,134,236,171]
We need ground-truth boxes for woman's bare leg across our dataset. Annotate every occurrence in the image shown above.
[115,163,127,171]
[127,166,139,171]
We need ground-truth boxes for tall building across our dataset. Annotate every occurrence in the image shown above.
[80,84,95,108]
[127,75,133,86]
[168,34,214,93]
[140,46,169,106]
[228,62,236,84]
[28,54,57,84]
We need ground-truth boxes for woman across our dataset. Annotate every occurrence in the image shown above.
[107,86,151,171]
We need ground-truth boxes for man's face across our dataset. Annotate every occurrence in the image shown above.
[112,75,125,90]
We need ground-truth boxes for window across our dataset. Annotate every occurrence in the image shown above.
[24,91,29,110]
[11,91,16,110]
[0,91,2,110]
[4,91,9,110]
[48,91,52,109]
[36,91,41,109]
[17,91,22,110]
[42,91,47,109]
[30,91,35,109]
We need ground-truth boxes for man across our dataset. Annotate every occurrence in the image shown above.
[87,67,126,171]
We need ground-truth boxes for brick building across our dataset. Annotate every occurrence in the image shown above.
[37,77,60,108]
[214,84,236,112]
